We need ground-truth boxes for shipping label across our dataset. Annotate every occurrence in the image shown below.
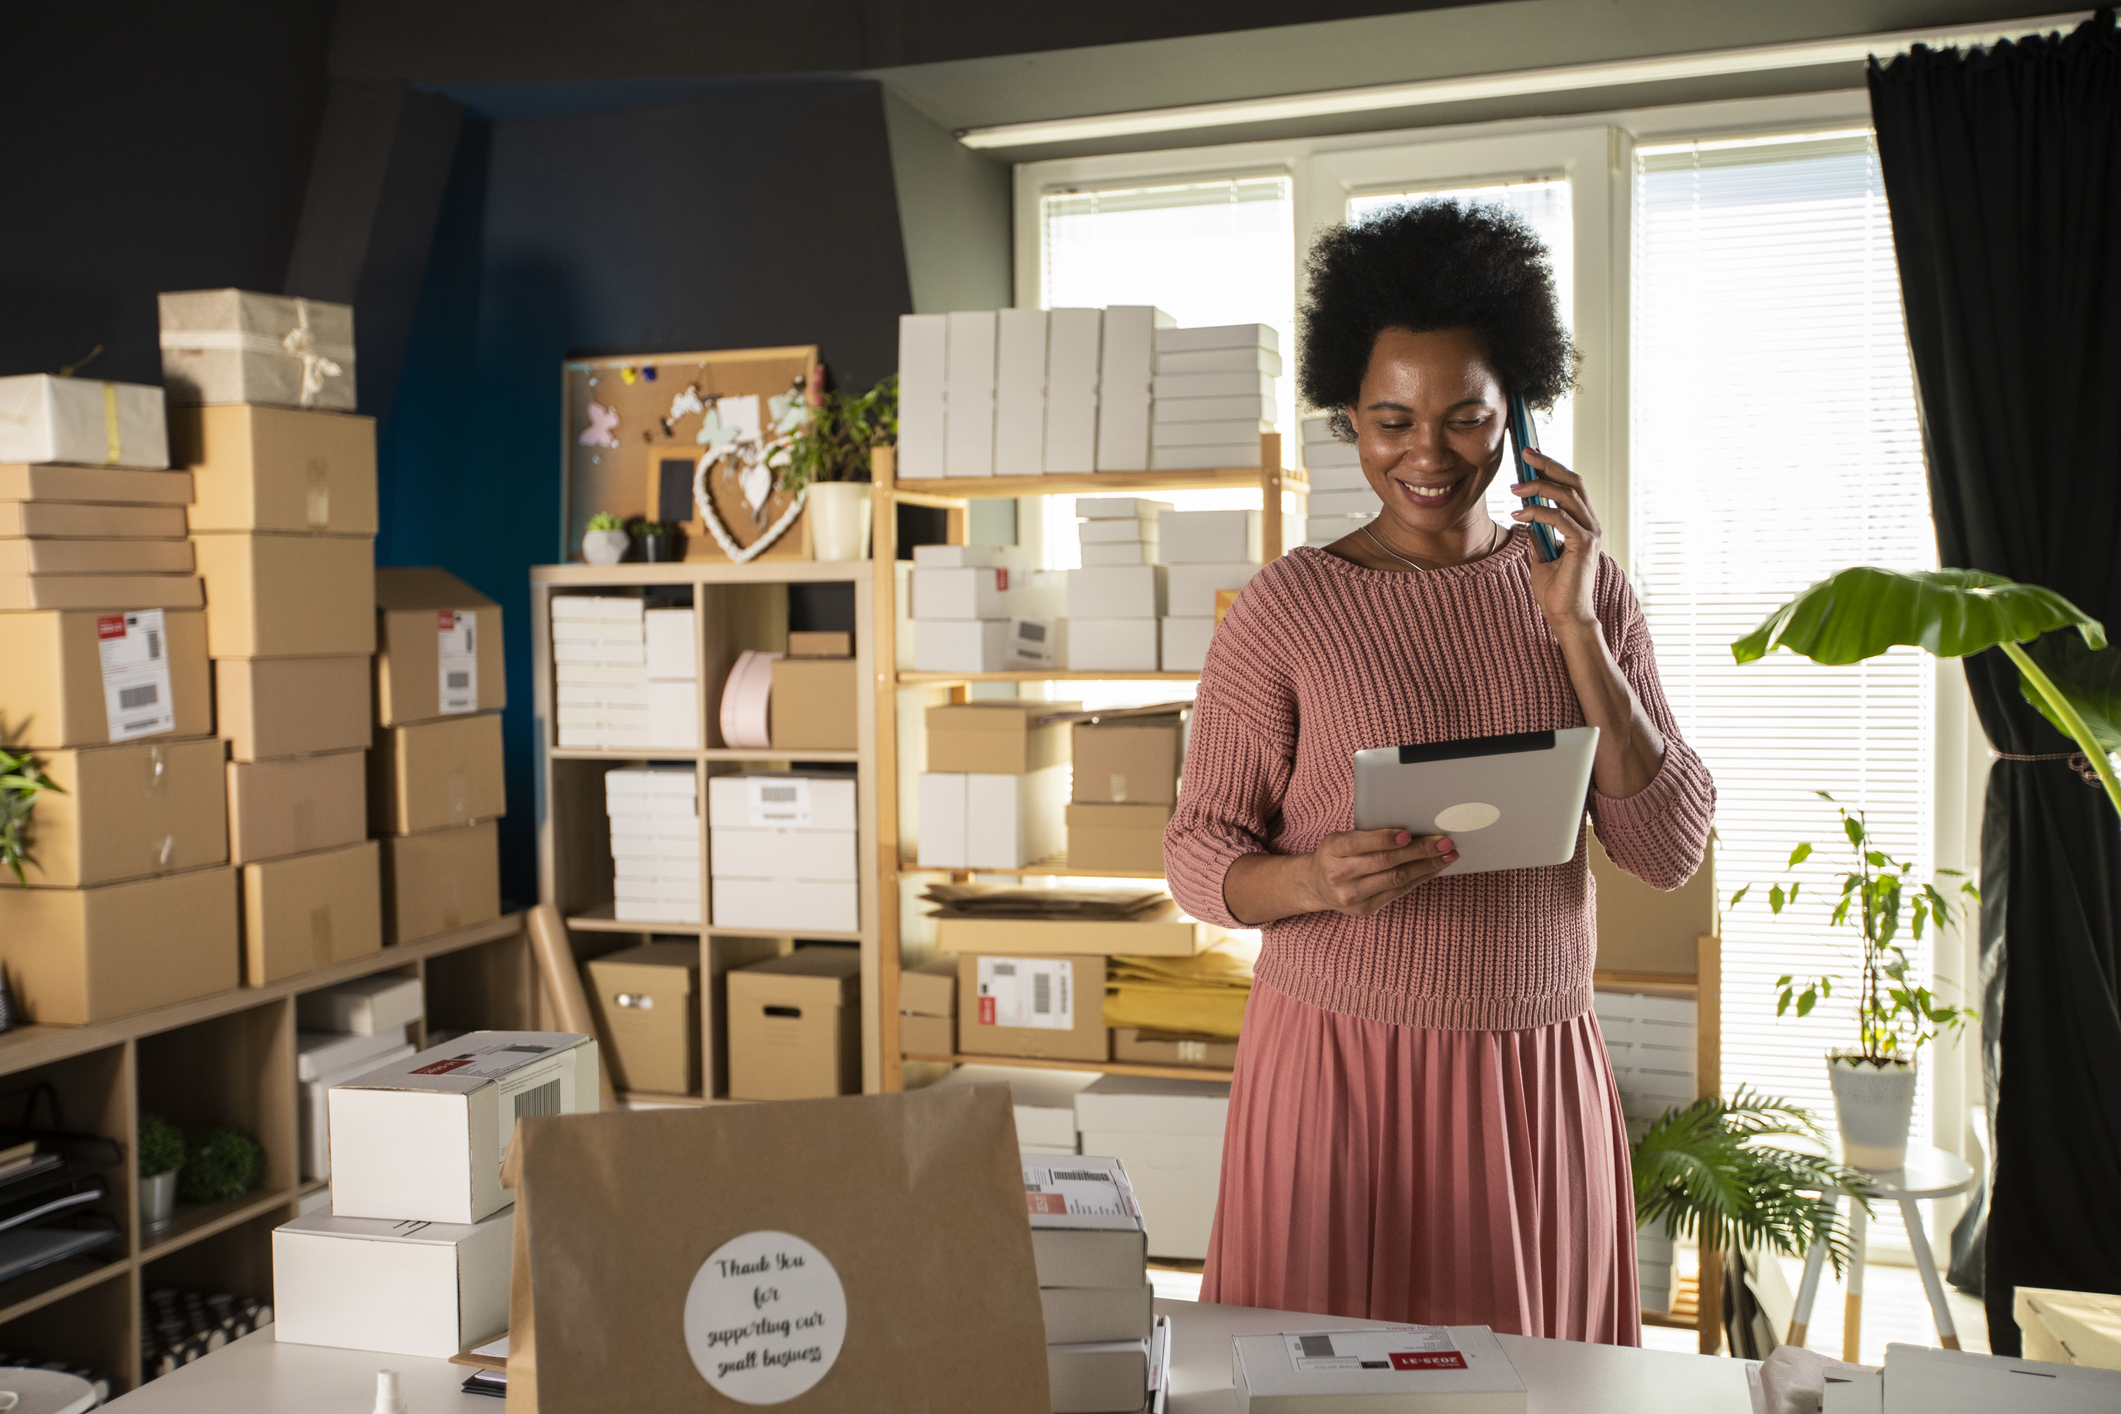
[1282,1327,1465,1373]
[438,609,478,714]
[976,956,1072,1030]
[1022,1164,1141,1220]
[746,776,811,828]
[97,609,174,741]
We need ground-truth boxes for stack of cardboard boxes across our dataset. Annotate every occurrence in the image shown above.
[917,700,1072,870]
[1022,1151,1167,1414]
[909,543,1062,674]
[1065,510,1165,672]
[1064,707,1184,874]
[0,375,240,1021]
[1301,413,1376,546]
[1148,323,1280,471]
[369,567,506,945]
[551,595,700,751]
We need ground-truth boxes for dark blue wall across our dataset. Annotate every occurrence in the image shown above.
[378,79,914,905]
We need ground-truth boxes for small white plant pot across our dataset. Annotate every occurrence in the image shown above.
[1636,1227,1675,1313]
[806,481,872,561]
[140,1168,177,1234]
[1827,1052,1919,1170]
[581,528,630,565]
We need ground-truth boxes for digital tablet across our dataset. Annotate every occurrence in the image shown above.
[1352,726,1599,877]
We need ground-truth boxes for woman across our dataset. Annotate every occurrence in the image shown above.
[1164,200,1714,1344]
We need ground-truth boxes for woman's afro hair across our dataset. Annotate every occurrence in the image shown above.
[1299,198,1578,440]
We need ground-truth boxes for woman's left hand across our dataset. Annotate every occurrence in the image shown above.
[1511,449,1601,629]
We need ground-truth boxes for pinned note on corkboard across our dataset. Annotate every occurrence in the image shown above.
[562,345,819,562]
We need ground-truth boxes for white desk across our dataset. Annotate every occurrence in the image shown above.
[110,1301,1756,1412]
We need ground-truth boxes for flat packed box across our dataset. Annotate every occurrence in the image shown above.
[709,827,856,882]
[0,538,193,575]
[0,375,168,468]
[273,1207,509,1358]
[1095,306,1174,473]
[1050,1338,1151,1414]
[711,876,858,933]
[1066,618,1159,672]
[0,500,186,538]
[727,948,862,1100]
[374,567,504,724]
[937,900,1207,957]
[0,463,192,505]
[299,972,423,1035]
[898,955,957,1051]
[1073,717,1182,804]
[1160,618,1216,674]
[1023,1151,1147,1288]
[1154,345,1282,376]
[995,308,1048,474]
[0,573,202,612]
[585,941,699,1097]
[926,699,1074,774]
[1067,803,1172,874]
[1160,510,1260,563]
[1156,324,1278,354]
[1077,1076,1230,1261]
[1067,566,1165,619]
[0,865,238,1024]
[13,735,228,886]
[382,820,501,943]
[944,310,997,478]
[1114,1028,1238,1069]
[242,840,383,986]
[226,749,366,864]
[1232,1325,1525,1413]
[929,1063,1093,1150]
[215,655,371,760]
[706,771,856,830]
[170,404,376,534]
[159,289,357,411]
[770,657,858,749]
[897,314,947,479]
[369,712,506,834]
[188,532,375,657]
[328,1030,600,1225]
[959,953,1109,1062]
[1045,308,1103,475]
[299,1041,416,1181]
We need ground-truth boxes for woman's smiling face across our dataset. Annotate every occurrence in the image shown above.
[1347,325,1508,540]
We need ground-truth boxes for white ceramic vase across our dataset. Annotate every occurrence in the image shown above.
[806,481,872,561]
[1827,1052,1919,1170]
[581,528,629,565]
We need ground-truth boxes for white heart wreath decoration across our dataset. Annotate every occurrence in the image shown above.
[693,437,804,563]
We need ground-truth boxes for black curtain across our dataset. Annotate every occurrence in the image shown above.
[1869,12,2121,1353]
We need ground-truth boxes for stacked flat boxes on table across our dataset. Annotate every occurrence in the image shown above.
[0,375,243,1022]
[910,542,1064,673]
[1157,509,1263,675]
[273,1028,598,1359]
[606,767,700,924]
[1301,413,1375,547]
[1150,323,1278,471]
[1067,500,1166,672]
[1075,1076,1230,1262]
[552,595,700,750]
[707,772,859,933]
[371,567,506,945]
[918,700,1073,870]
[1066,707,1184,874]
[1021,1151,1166,1413]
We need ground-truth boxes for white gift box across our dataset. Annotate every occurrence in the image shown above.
[644,608,696,679]
[297,974,423,1037]
[1232,1325,1526,1413]
[1067,565,1165,619]
[995,308,1048,474]
[1150,441,1261,471]
[1154,323,1278,354]
[299,1041,416,1181]
[159,289,356,410]
[915,618,1011,673]
[1160,618,1217,674]
[1306,463,1371,494]
[1080,543,1155,567]
[1303,438,1362,468]
[273,1206,510,1357]
[1309,488,1384,517]
[711,877,859,932]
[917,770,1064,869]
[705,772,856,831]
[1075,1076,1229,1261]
[945,310,998,478]
[1066,618,1160,672]
[1160,510,1261,564]
[711,827,858,881]
[1153,345,1283,376]
[0,375,168,468]
[1152,388,1276,417]
[1151,419,1275,447]
[896,314,947,478]
[1044,309,1104,475]
[1095,306,1174,473]
[1166,562,1260,617]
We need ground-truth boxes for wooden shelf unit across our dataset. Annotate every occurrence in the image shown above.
[0,913,528,1398]
[528,559,885,1100]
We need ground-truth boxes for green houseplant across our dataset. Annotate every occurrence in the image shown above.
[1,744,61,887]
[178,1125,263,1205]
[779,374,896,562]
[138,1113,184,1234]
[581,511,629,567]
[630,517,680,562]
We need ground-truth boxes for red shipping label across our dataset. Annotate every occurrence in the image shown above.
[1389,1352,1468,1372]
[438,610,457,630]
[995,569,1010,592]
[97,615,127,640]
[978,996,997,1026]
[1026,1193,1067,1215]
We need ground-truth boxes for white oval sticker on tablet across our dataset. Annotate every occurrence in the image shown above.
[684,1230,847,1404]
[1434,801,1502,833]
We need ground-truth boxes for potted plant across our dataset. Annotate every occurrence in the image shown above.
[178,1125,263,1205]
[778,371,895,561]
[581,512,629,566]
[1730,793,1980,1169]
[1,743,60,887]
[138,1113,184,1234]
[631,518,681,563]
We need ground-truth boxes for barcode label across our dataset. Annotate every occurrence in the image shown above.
[1032,972,1051,1015]
[446,671,470,689]
[99,608,174,742]
[146,629,161,659]
[977,956,1071,1030]
[119,684,158,709]
[746,775,812,827]
[438,609,478,714]
[1046,1170,1114,1185]
[514,1079,562,1120]
[762,785,797,802]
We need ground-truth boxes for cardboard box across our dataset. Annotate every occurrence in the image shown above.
[911,544,1030,569]
[1079,518,1158,545]
[1153,345,1281,375]
[1151,417,1274,447]
[945,310,997,478]
[1166,562,1259,618]
[1232,1326,1525,1413]
[0,463,193,505]
[647,607,698,675]
[0,538,193,575]
[1079,543,1154,567]
[298,1040,416,1181]
[918,773,968,869]
[786,629,850,658]
[1151,384,1275,412]
[1066,803,1171,874]
[382,820,501,944]
[958,953,1109,1062]
[0,601,197,755]
[214,654,372,760]
[369,712,506,834]
[971,768,1067,869]
[226,748,366,863]
[1072,718,1182,805]
[1066,566,1165,619]
[1155,323,1278,354]
[170,404,376,535]
[585,941,699,1097]
[1095,306,1173,473]
[0,573,201,612]
[1075,1076,1229,1261]
[1159,618,1215,674]
[158,288,358,411]
[273,1206,510,1358]
[929,1063,1092,1149]
[1021,1151,1147,1287]
[726,947,862,1101]
[899,955,956,1055]
[298,972,423,1036]
[0,865,238,1024]
[995,308,1048,474]
[927,700,1074,774]
[897,313,947,479]
[938,902,1207,958]
[914,618,1011,673]
[1112,1028,1238,1069]
[1045,308,1103,475]
[242,840,383,986]
[710,877,858,933]
[1065,619,1159,672]
[374,567,504,725]
[769,657,859,750]
[710,828,856,882]
[189,532,375,658]
[1159,509,1260,564]
[705,772,855,830]
[14,735,230,886]
[0,375,168,468]
[1042,1286,1155,1346]
[328,1030,600,1225]
[0,501,186,538]
[2015,1287,2121,1369]
[298,1026,415,1082]
[645,680,700,749]
[1049,1339,1150,1413]
[900,1013,955,1056]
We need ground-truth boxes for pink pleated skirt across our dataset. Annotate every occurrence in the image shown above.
[1200,981,1640,1345]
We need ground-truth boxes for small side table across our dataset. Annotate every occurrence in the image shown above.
[1787,1143,1976,1360]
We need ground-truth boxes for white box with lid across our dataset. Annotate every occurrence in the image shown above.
[1044,309,1103,475]
[1075,1076,1229,1261]
[945,310,998,478]
[1094,306,1174,473]
[272,1205,512,1357]
[897,314,947,479]
[995,308,1048,474]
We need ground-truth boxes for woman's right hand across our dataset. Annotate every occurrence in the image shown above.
[1297,829,1459,917]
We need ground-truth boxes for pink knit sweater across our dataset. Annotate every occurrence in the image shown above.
[1164,529,1716,1032]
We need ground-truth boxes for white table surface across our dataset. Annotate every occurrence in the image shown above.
[109,1300,1756,1412]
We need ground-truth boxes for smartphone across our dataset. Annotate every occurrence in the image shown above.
[1506,393,1561,563]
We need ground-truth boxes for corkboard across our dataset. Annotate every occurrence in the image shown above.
[562,345,819,562]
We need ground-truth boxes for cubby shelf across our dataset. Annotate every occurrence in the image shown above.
[563,904,863,946]
[0,1258,129,1331]
[899,1052,1235,1085]
[138,1189,290,1263]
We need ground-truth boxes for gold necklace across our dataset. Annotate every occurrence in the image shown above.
[1360,520,1503,572]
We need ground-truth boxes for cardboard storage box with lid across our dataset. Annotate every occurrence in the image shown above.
[769,649,859,750]
[726,946,862,1100]
[957,952,1110,1063]
[373,567,505,725]
[0,864,239,1023]
[7,735,228,886]
[241,839,383,985]
[169,403,376,535]
[898,954,957,1057]
[1074,1076,1230,1260]
[584,941,700,1097]
[0,608,211,748]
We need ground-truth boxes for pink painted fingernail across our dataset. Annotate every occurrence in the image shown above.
[1437,838,1454,852]
[1444,851,1460,863]
[1396,831,1412,844]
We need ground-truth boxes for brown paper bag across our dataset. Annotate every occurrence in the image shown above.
[502,1085,1050,1412]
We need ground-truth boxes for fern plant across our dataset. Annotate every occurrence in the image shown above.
[1,743,61,886]
[1633,1088,1875,1274]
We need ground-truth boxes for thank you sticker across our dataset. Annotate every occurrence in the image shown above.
[684,1230,846,1404]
